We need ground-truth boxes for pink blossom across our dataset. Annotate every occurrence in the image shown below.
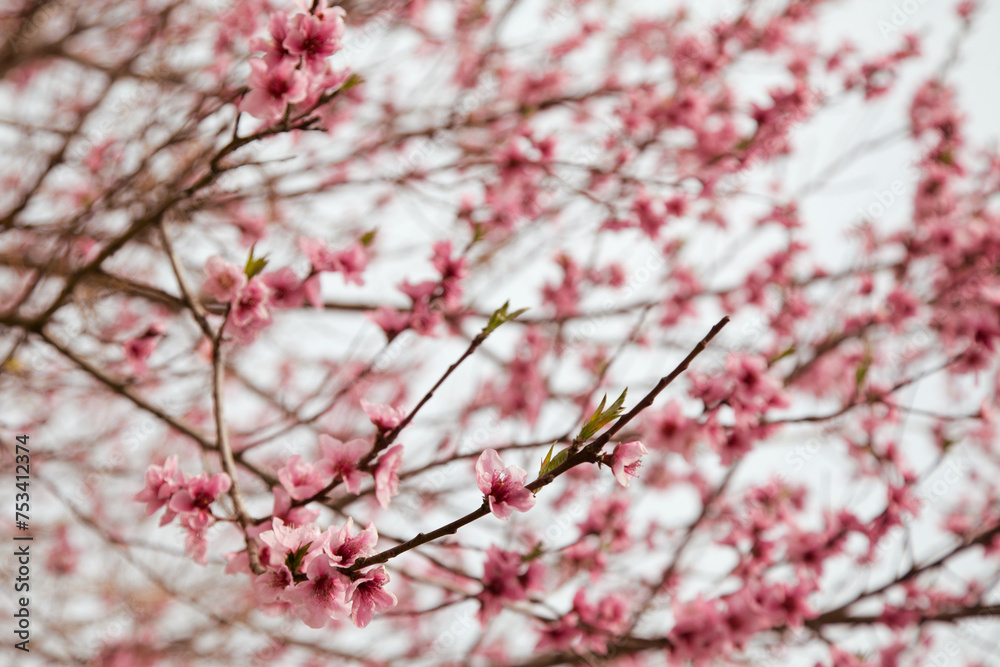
[535,613,583,653]
[331,243,368,286]
[226,276,273,345]
[277,454,329,501]
[607,440,648,488]
[298,238,367,286]
[572,589,630,653]
[578,495,632,552]
[431,240,467,307]
[258,517,328,572]
[476,545,545,624]
[369,306,410,340]
[133,456,180,523]
[718,589,765,650]
[253,564,295,607]
[317,435,369,494]
[268,485,320,532]
[326,518,378,567]
[475,449,535,520]
[240,57,308,122]
[632,190,665,239]
[541,255,582,318]
[303,273,322,309]
[181,515,211,565]
[261,267,305,309]
[885,287,920,329]
[124,322,165,377]
[645,399,696,459]
[399,280,443,335]
[46,525,78,576]
[757,581,815,629]
[283,10,344,73]
[250,11,293,67]
[283,557,351,628]
[728,354,788,412]
[347,566,397,628]
[299,237,336,271]
[168,471,232,526]
[231,277,271,327]
[82,138,118,172]
[202,255,246,302]
[486,329,549,426]
[360,399,405,432]
[374,444,404,509]
[562,540,607,580]
[668,596,724,665]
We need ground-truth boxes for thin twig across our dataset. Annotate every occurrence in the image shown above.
[211,309,264,574]
[347,316,730,571]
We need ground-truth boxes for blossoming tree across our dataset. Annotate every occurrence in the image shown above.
[2,0,999,664]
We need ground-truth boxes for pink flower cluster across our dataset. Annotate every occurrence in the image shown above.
[299,237,369,304]
[276,433,403,509]
[482,328,550,426]
[251,517,396,628]
[369,241,467,339]
[476,546,545,624]
[688,354,790,464]
[240,2,349,122]
[132,456,232,564]
[536,589,629,654]
[202,255,310,344]
[123,321,166,377]
[668,582,814,665]
[482,132,556,228]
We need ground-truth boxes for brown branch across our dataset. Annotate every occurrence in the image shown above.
[210,309,264,575]
[346,316,730,571]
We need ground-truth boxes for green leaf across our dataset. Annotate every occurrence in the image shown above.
[855,348,872,390]
[771,345,796,364]
[244,244,269,279]
[341,72,364,91]
[359,229,377,246]
[540,446,570,477]
[522,543,544,562]
[285,541,313,582]
[481,300,528,337]
[539,443,555,477]
[577,388,628,442]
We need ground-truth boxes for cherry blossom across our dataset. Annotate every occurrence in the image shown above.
[477,546,545,625]
[10,0,1000,663]
[277,454,329,501]
[202,255,246,302]
[317,435,369,494]
[258,517,328,572]
[123,322,165,377]
[240,57,308,122]
[168,471,232,527]
[133,456,180,522]
[374,444,404,509]
[283,556,351,628]
[476,449,535,520]
[283,10,345,74]
[606,440,648,488]
[360,399,406,432]
[326,518,378,567]
[260,267,305,309]
[347,566,397,628]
